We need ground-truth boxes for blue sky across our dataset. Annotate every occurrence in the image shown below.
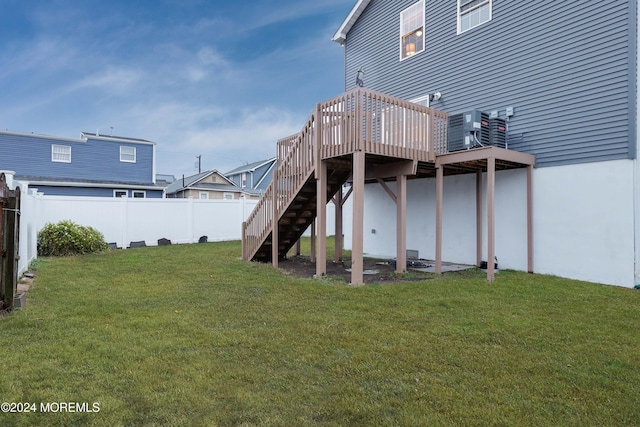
[0,0,354,177]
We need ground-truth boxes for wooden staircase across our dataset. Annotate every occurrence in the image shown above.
[242,88,449,263]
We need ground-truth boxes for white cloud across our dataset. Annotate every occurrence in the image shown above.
[72,67,142,94]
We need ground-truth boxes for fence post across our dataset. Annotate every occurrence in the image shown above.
[1,174,20,311]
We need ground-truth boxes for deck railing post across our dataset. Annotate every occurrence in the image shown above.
[271,168,279,268]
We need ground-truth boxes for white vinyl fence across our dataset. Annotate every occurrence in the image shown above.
[13,176,336,275]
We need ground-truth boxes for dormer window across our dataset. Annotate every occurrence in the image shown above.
[120,146,136,163]
[400,1,424,60]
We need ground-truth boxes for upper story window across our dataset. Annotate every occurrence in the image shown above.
[458,0,492,34]
[51,144,71,163]
[400,1,425,60]
[120,146,136,163]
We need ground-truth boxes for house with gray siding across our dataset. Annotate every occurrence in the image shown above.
[330,0,638,287]
[225,157,276,193]
[0,130,163,198]
[242,0,639,288]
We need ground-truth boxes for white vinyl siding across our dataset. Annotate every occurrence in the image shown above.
[51,144,71,163]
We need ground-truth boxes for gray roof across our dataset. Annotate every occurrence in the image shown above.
[15,175,163,190]
[225,157,276,176]
[165,170,239,195]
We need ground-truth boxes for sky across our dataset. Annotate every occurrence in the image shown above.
[0,0,354,178]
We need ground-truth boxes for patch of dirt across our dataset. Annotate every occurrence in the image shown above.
[278,255,434,284]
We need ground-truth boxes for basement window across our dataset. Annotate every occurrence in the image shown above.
[458,0,492,34]
[400,1,425,60]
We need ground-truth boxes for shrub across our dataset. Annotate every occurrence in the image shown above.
[38,220,108,256]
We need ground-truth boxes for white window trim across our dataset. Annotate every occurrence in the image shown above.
[199,192,209,199]
[132,190,146,198]
[51,144,71,163]
[120,146,136,163]
[400,0,425,61]
[114,190,128,198]
[223,192,234,200]
[457,0,492,34]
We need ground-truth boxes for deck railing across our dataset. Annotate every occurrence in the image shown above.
[242,88,448,261]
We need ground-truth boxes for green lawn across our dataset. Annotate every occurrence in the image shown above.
[1,240,639,426]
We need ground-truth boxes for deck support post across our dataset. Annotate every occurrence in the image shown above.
[476,171,483,267]
[271,169,279,268]
[435,165,443,275]
[351,150,365,285]
[334,189,343,262]
[527,164,534,273]
[487,157,496,282]
[396,174,407,274]
[316,160,327,277]
[310,220,316,263]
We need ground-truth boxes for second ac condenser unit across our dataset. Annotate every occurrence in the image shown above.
[489,118,506,148]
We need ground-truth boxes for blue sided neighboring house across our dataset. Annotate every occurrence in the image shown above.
[0,130,163,198]
[225,157,276,195]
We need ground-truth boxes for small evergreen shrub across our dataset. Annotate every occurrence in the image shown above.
[38,220,108,256]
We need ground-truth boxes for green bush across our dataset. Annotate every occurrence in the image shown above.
[38,220,109,256]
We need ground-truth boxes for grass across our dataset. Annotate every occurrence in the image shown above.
[1,239,639,426]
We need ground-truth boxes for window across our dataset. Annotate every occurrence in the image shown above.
[120,146,136,163]
[199,192,209,200]
[223,192,234,200]
[400,1,424,60]
[114,190,128,198]
[133,191,146,198]
[458,0,492,34]
[52,145,71,163]
[241,173,247,188]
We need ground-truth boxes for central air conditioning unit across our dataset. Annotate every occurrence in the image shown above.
[448,110,489,152]
[489,117,507,148]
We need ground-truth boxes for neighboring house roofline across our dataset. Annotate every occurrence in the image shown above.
[20,179,162,191]
[0,130,86,144]
[224,157,277,176]
[0,130,155,146]
[165,170,237,194]
[332,0,372,45]
[81,132,155,145]
[253,160,277,189]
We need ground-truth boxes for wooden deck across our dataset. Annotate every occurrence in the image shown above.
[242,88,535,284]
